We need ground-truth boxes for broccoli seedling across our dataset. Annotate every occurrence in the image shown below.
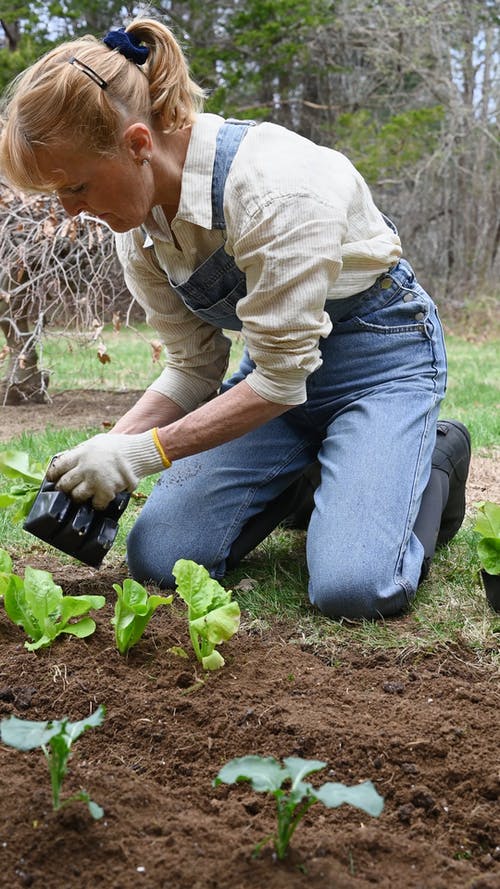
[214,755,384,860]
[1,706,106,819]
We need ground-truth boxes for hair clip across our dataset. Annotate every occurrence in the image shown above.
[68,57,108,90]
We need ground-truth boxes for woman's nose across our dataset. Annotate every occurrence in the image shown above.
[58,195,86,216]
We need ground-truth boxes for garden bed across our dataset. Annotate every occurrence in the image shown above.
[1,391,499,889]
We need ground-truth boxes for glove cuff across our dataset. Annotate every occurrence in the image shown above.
[124,430,168,480]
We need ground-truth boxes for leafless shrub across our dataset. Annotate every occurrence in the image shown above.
[0,183,139,404]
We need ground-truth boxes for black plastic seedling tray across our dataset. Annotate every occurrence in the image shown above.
[23,478,130,568]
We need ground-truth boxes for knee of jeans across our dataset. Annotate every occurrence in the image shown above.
[308,566,410,620]
[126,512,226,590]
[126,518,175,589]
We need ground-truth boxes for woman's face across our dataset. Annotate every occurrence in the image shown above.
[36,143,154,232]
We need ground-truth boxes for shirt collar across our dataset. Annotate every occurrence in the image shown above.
[175,113,225,229]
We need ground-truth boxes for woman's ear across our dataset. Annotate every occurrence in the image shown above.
[123,122,153,164]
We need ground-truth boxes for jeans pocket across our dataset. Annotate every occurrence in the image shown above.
[351,285,431,335]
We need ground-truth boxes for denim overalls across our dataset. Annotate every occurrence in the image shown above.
[128,120,447,619]
[159,119,251,331]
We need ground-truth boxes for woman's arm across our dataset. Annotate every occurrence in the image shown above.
[45,379,291,508]
[112,389,186,433]
[156,379,291,462]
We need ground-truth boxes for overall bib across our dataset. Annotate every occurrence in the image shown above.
[127,120,447,619]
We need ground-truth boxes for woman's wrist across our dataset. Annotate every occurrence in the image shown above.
[112,389,185,433]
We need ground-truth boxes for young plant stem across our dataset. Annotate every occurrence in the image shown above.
[275,794,317,860]
[43,740,68,811]
[187,608,203,662]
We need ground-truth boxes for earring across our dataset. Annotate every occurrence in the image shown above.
[141,157,151,166]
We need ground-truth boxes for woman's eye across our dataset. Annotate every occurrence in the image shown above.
[58,183,86,197]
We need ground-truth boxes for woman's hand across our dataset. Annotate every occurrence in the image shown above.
[46,430,166,509]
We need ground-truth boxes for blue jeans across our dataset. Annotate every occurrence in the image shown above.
[127,260,447,619]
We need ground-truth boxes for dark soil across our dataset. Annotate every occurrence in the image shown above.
[0,390,499,889]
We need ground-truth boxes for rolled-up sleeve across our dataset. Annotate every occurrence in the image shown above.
[229,193,342,404]
[115,231,231,412]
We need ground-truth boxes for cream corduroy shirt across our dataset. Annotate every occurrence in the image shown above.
[115,114,402,410]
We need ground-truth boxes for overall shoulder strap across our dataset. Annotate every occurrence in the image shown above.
[211,119,255,229]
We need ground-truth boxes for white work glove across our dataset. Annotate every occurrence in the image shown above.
[46,430,168,509]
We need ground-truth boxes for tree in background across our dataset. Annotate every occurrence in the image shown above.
[150,0,499,296]
[1,1,498,402]
[327,0,500,297]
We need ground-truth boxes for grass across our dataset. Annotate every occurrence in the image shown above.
[1,324,499,665]
[441,335,500,450]
[36,324,246,393]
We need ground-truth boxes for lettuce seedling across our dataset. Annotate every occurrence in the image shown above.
[214,755,384,860]
[172,559,240,670]
[473,501,500,575]
[0,449,45,521]
[111,578,173,654]
[1,706,105,818]
[0,547,105,650]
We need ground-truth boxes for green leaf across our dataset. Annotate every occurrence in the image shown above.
[23,566,64,635]
[173,560,240,669]
[64,705,106,743]
[0,449,45,484]
[0,548,13,574]
[190,601,241,645]
[59,595,105,624]
[473,502,500,539]
[314,780,384,817]
[3,562,103,647]
[112,579,173,654]
[0,493,20,508]
[25,633,57,652]
[202,649,225,670]
[1,715,65,750]
[173,559,231,618]
[87,799,104,819]
[0,450,45,521]
[4,574,40,640]
[214,755,289,792]
[119,578,149,614]
[477,538,500,575]
[283,757,327,786]
[2,490,39,522]
[168,645,189,659]
[0,548,14,597]
[60,617,97,639]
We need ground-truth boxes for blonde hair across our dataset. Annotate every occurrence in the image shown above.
[0,18,205,193]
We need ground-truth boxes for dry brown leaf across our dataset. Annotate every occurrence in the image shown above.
[97,343,111,365]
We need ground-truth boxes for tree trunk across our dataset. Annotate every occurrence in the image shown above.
[0,271,49,405]
[0,19,21,52]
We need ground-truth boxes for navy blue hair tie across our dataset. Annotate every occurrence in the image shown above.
[103,27,149,65]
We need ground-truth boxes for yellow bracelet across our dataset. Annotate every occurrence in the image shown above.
[151,427,172,469]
